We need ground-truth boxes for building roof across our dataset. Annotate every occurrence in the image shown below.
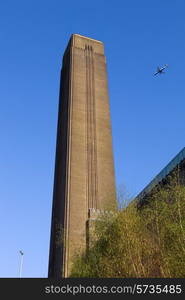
[137,147,185,201]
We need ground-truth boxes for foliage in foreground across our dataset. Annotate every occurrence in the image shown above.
[70,184,185,277]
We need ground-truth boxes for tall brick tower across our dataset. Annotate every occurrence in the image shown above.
[48,34,116,278]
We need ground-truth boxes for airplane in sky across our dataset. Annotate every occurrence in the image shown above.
[154,64,168,75]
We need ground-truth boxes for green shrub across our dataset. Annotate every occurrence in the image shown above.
[70,184,185,277]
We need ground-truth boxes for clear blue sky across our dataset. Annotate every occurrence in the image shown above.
[0,0,185,277]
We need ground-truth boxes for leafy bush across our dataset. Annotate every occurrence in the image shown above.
[70,184,185,277]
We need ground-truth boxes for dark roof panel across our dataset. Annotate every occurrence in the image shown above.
[137,147,185,200]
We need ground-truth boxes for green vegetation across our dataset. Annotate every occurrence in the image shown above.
[70,183,185,277]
